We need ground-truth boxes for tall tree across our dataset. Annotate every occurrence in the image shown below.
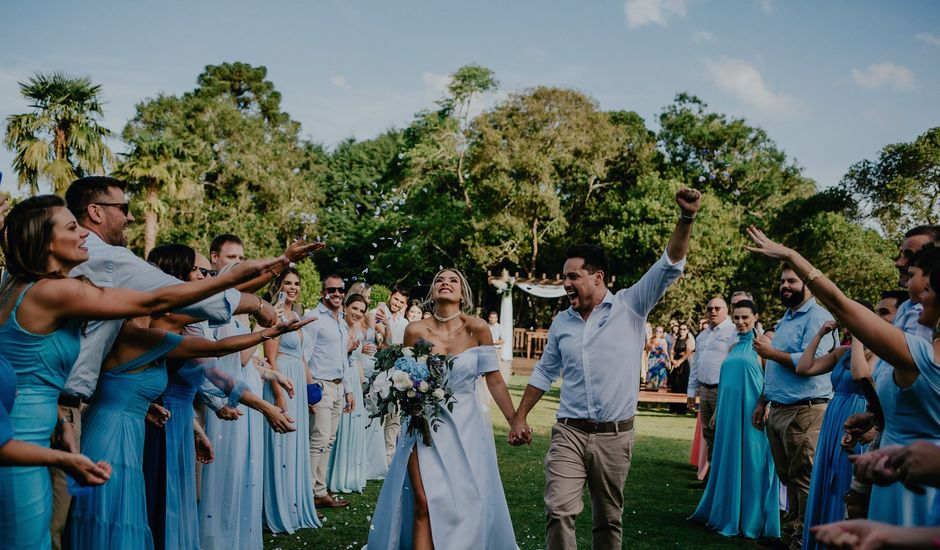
[840,126,940,238]
[3,72,114,194]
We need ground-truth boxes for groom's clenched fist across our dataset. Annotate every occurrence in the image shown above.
[508,415,533,446]
[675,187,702,215]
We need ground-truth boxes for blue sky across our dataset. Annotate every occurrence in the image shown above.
[1,0,938,195]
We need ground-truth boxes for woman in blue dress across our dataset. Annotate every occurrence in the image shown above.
[261,268,320,532]
[367,268,518,549]
[0,195,278,549]
[691,300,780,539]
[796,320,872,549]
[746,228,940,529]
[326,294,371,493]
[70,304,310,549]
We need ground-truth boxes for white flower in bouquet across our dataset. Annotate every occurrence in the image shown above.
[372,371,393,399]
[418,381,429,392]
[391,370,413,391]
[406,389,417,398]
[491,279,507,291]
[432,388,445,400]
[402,347,414,357]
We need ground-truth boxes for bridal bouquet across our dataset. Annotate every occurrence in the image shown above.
[364,338,455,446]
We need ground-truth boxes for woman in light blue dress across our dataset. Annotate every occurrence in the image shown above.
[0,195,270,549]
[359,321,389,480]
[691,300,780,539]
[326,294,371,493]
[745,228,940,529]
[367,268,518,549]
[262,268,320,532]
[796,321,871,549]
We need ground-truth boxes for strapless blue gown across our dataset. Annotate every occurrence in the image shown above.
[366,345,517,549]
[327,332,368,494]
[0,282,81,550]
[199,317,265,550]
[868,334,940,526]
[803,349,867,549]
[262,328,320,532]
[70,332,183,549]
[691,331,780,538]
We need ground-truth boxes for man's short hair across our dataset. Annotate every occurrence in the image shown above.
[904,225,940,243]
[565,243,609,282]
[730,290,754,303]
[880,290,908,308]
[390,287,408,299]
[209,234,243,255]
[910,242,940,273]
[321,274,343,290]
[64,176,127,222]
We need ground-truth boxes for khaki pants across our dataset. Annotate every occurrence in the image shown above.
[698,385,719,464]
[50,404,82,550]
[383,407,400,465]
[309,380,344,497]
[766,402,827,550]
[544,422,635,550]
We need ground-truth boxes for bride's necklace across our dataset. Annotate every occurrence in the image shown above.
[433,310,461,323]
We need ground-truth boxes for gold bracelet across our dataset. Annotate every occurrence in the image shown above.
[803,268,823,283]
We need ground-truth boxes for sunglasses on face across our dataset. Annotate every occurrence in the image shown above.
[94,202,130,215]
[193,267,217,277]
[324,287,345,295]
[706,306,724,312]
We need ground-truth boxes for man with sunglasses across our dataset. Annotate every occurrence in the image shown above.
[302,275,356,510]
[686,297,736,468]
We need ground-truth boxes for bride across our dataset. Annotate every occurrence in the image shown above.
[366,268,519,549]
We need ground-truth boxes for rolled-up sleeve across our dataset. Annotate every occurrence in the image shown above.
[529,328,562,392]
[621,249,686,318]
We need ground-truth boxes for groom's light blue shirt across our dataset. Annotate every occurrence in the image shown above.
[529,250,685,423]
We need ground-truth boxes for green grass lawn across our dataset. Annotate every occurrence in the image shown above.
[268,376,764,549]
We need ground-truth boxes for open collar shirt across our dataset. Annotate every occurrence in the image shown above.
[763,297,837,404]
[64,231,239,398]
[302,301,352,393]
[686,317,737,397]
[528,250,685,422]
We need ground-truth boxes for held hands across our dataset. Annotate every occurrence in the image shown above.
[675,187,702,216]
[744,226,793,260]
[507,415,533,446]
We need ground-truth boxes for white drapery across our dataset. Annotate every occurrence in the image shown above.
[517,283,566,299]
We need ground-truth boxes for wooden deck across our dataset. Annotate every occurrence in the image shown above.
[506,358,694,404]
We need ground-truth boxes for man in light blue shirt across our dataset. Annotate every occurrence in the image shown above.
[510,187,702,550]
[751,265,836,550]
[302,274,355,509]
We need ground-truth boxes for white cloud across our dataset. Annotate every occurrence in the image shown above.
[329,74,350,89]
[915,32,940,47]
[851,62,916,91]
[692,30,715,43]
[623,0,687,29]
[757,0,774,14]
[704,56,797,114]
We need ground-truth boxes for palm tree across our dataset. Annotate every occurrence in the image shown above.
[3,72,114,195]
[115,134,198,256]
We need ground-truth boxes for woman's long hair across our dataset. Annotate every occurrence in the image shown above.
[147,244,196,282]
[0,195,69,301]
[265,267,303,316]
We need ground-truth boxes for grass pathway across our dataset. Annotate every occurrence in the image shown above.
[268,376,763,549]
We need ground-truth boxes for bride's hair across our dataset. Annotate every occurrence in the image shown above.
[425,267,474,314]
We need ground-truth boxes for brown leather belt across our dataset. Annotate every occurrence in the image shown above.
[317,378,343,385]
[559,417,634,434]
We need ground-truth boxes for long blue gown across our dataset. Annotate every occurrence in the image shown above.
[262,328,320,532]
[327,330,369,494]
[366,345,517,549]
[359,327,389,481]
[0,283,81,550]
[70,332,183,549]
[868,333,940,526]
[691,330,780,539]
[199,317,265,550]
[803,349,868,549]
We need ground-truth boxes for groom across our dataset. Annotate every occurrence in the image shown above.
[509,187,701,549]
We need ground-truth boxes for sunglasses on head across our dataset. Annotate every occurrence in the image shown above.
[193,267,217,277]
[325,287,345,295]
[94,202,130,215]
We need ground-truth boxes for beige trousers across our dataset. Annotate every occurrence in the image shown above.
[383,407,401,465]
[50,404,81,550]
[309,380,344,497]
[698,385,719,464]
[544,421,635,550]
[765,402,827,550]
